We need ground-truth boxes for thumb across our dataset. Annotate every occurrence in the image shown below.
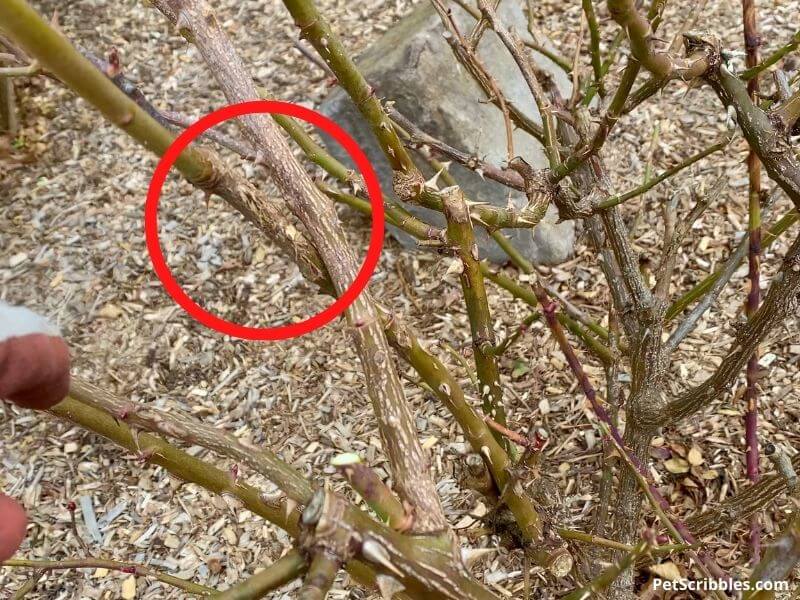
[0,302,71,410]
[0,494,27,562]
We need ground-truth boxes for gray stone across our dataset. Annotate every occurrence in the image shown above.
[319,1,575,265]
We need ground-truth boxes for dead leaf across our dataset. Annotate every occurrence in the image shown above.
[664,458,690,474]
[121,575,136,599]
[649,561,682,581]
[687,447,704,466]
[97,304,123,319]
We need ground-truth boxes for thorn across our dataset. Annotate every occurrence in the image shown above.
[49,8,60,31]
[463,199,490,207]
[725,104,738,130]
[107,47,121,78]
[116,404,136,421]
[423,168,444,191]
[136,447,156,465]
[469,213,491,228]
[361,538,404,578]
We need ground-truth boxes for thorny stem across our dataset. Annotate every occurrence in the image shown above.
[477,0,560,168]
[319,184,446,246]
[596,139,729,210]
[164,83,363,191]
[561,539,651,600]
[49,396,300,533]
[431,0,544,149]
[153,0,447,532]
[442,187,508,438]
[551,60,641,182]
[710,61,800,212]
[558,0,712,183]
[556,528,691,555]
[742,0,762,562]
[687,451,800,539]
[52,395,506,599]
[446,2,518,163]
[280,0,412,173]
[286,0,551,230]
[0,9,535,552]
[528,284,727,585]
[582,0,606,98]
[464,0,497,49]
[451,0,572,72]
[740,30,800,81]
[332,188,612,365]
[390,109,525,191]
[213,551,307,600]
[662,231,800,425]
[743,512,800,600]
[2,558,216,596]
[481,267,614,364]
[322,190,553,530]
[281,0,525,229]
[69,378,314,503]
[607,0,672,77]
[380,310,551,552]
[325,186,557,551]
[331,454,409,530]
[665,208,799,321]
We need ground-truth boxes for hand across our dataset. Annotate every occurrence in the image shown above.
[0,495,27,562]
[0,302,71,561]
[0,302,71,409]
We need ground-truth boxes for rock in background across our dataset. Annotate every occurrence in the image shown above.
[320,1,576,265]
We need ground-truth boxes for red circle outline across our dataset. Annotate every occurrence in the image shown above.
[145,100,384,341]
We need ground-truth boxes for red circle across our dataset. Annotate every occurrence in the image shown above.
[145,100,384,341]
